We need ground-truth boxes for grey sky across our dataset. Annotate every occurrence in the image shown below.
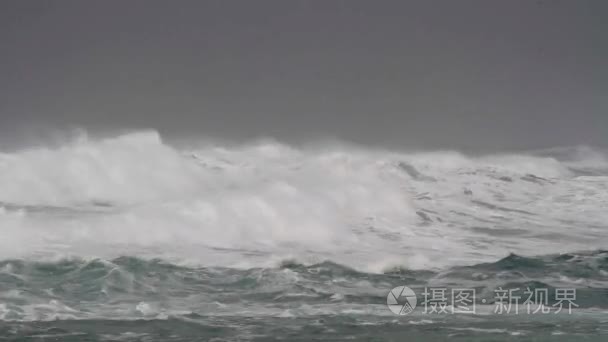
[1,0,606,151]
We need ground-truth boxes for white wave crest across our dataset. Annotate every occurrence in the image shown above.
[0,130,606,272]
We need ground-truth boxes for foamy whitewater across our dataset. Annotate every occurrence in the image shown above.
[0,131,607,340]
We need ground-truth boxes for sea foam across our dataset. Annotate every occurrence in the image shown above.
[0,131,606,272]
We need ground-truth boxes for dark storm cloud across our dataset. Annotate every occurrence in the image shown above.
[0,0,606,151]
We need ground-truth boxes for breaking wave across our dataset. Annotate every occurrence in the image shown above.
[0,130,606,273]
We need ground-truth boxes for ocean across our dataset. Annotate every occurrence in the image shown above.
[0,131,607,341]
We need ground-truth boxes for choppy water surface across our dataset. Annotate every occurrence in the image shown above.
[1,131,607,340]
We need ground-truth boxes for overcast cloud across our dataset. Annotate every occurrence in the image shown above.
[1,0,606,151]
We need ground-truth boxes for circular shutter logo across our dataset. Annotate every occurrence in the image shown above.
[387,286,417,315]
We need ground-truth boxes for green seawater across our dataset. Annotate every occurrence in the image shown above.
[1,252,607,340]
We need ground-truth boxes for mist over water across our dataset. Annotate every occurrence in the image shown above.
[1,130,606,268]
[1,130,607,339]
